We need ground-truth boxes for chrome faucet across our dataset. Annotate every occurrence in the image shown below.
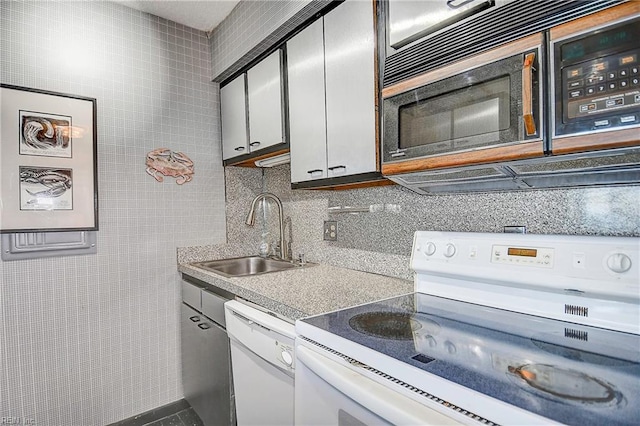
[245,192,288,260]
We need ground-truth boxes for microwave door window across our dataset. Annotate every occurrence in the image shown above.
[453,76,511,139]
[397,75,512,155]
[453,97,503,147]
[399,105,452,150]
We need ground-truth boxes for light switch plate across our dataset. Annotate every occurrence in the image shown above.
[323,221,337,241]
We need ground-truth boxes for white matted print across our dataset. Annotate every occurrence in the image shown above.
[1,84,97,232]
[19,110,72,158]
[19,166,73,210]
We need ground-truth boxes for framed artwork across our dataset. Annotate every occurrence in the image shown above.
[1,84,98,233]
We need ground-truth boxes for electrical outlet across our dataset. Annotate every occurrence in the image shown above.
[323,221,337,241]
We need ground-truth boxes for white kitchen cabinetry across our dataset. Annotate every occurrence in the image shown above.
[221,50,286,163]
[221,74,248,160]
[288,0,377,185]
[287,19,328,183]
[247,50,285,152]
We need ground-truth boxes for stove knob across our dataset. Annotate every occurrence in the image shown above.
[444,341,457,355]
[606,253,632,273]
[443,243,456,258]
[424,242,436,256]
[425,335,437,348]
[281,350,293,366]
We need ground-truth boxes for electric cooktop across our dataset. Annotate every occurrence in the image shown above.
[301,292,640,426]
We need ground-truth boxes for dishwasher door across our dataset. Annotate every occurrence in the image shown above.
[225,300,295,426]
[181,302,233,426]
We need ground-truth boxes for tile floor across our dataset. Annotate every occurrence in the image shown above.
[144,407,204,426]
[108,399,204,426]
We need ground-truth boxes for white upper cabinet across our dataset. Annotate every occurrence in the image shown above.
[221,74,248,160]
[221,50,286,163]
[287,19,328,183]
[288,0,377,184]
[324,0,376,179]
[247,50,285,152]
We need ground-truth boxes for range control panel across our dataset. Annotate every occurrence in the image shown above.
[411,231,639,299]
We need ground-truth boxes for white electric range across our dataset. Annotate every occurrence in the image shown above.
[295,231,639,425]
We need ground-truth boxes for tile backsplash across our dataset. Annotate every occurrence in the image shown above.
[1,1,226,425]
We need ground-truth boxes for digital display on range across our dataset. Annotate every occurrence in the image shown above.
[508,247,538,257]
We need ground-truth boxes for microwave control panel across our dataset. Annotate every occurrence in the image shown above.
[564,50,639,121]
[554,17,640,136]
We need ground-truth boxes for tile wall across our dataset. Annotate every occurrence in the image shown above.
[1,1,226,425]
[209,0,329,82]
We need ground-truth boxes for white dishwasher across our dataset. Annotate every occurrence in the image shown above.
[224,299,296,426]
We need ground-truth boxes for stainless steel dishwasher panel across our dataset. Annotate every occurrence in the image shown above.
[202,288,228,327]
[181,281,235,426]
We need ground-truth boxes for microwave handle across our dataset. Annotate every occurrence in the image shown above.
[522,52,537,136]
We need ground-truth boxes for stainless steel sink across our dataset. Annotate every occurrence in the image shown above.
[194,256,313,278]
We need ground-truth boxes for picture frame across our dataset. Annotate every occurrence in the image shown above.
[1,84,98,233]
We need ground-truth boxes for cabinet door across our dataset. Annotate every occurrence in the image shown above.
[247,50,285,152]
[324,0,377,178]
[287,19,328,183]
[388,0,493,49]
[221,74,248,160]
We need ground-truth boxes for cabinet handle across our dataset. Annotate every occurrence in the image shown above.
[307,169,323,174]
[447,0,475,9]
[197,323,211,330]
[189,316,200,322]
[328,165,346,172]
[249,141,261,147]
[522,52,537,136]
[234,146,246,151]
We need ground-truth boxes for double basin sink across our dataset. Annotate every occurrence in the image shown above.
[194,256,315,278]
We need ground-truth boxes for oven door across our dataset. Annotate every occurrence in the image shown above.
[294,343,463,426]
[382,33,544,175]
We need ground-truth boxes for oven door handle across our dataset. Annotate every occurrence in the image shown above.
[296,346,461,425]
[522,52,537,136]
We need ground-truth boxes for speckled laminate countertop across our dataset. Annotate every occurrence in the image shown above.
[178,262,414,322]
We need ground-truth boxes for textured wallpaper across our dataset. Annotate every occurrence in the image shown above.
[1,1,226,425]
[209,0,329,82]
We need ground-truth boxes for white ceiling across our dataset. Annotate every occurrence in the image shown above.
[115,0,241,33]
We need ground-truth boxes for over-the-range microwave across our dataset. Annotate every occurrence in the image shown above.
[381,3,640,194]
